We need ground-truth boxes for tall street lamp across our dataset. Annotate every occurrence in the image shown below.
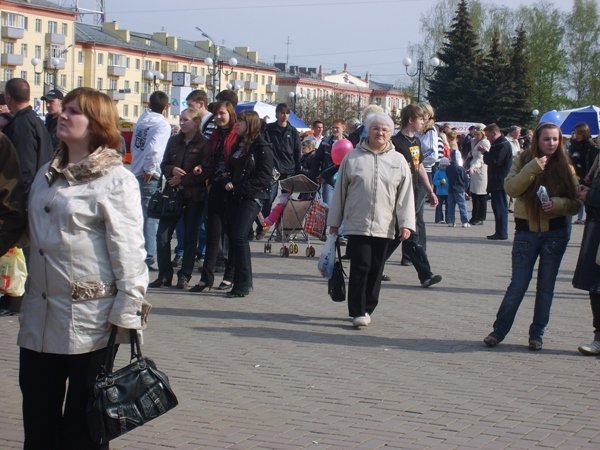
[289,91,302,113]
[31,56,61,90]
[402,55,440,102]
[144,70,165,90]
[196,27,237,101]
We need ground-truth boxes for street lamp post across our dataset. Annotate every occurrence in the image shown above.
[31,56,61,90]
[196,27,237,101]
[289,91,302,113]
[144,70,165,90]
[402,55,440,102]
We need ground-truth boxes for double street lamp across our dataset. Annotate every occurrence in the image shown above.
[195,27,237,101]
[144,70,165,90]
[289,91,303,113]
[31,56,61,90]
[402,55,440,102]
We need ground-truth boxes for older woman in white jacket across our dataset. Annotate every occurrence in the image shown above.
[468,129,490,225]
[328,112,415,328]
[18,87,149,450]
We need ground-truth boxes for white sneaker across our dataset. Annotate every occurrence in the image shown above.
[352,313,371,328]
[447,223,456,227]
[578,340,600,355]
[462,222,471,228]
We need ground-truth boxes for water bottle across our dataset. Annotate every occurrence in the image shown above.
[537,185,550,203]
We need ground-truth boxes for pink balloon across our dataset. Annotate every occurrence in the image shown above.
[331,139,353,165]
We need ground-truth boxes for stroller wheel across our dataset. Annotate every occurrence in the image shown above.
[280,246,286,257]
[309,246,316,257]
[284,246,290,257]
[305,247,311,257]
[292,243,299,253]
[263,243,268,253]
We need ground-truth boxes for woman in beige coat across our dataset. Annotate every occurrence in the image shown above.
[468,129,489,225]
[18,87,149,450]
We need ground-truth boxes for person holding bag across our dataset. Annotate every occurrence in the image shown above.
[18,87,150,450]
[327,112,415,328]
[223,111,273,297]
[149,107,211,289]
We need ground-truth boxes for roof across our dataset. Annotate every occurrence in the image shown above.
[75,23,275,71]
[3,0,74,14]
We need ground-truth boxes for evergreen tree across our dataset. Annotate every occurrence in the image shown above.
[427,0,480,120]
[503,26,533,126]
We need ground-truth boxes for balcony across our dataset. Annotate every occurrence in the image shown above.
[266,84,278,93]
[232,80,244,90]
[1,26,24,40]
[107,90,125,101]
[1,53,24,66]
[244,81,258,91]
[141,93,151,103]
[107,65,127,77]
[45,33,66,45]
[191,75,205,85]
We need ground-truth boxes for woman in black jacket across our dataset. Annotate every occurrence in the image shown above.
[223,111,274,297]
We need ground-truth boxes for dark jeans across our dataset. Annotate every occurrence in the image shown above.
[156,198,204,282]
[201,186,234,287]
[590,291,600,336]
[435,194,448,223]
[174,200,208,258]
[387,233,434,284]
[414,183,427,249]
[226,198,261,293]
[347,235,390,318]
[470,193,487,222]
[491,227,570,342]
[19,346,114,450]
[490,190,508,238]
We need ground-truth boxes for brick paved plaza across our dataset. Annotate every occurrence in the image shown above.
[1,208,599,449]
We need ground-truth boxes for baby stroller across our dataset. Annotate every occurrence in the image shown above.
[263,174,323,257]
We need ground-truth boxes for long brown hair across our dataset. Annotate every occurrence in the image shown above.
[519,122,578,225]
[237,110,261,151]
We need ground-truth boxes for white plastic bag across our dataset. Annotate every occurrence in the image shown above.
[0,247,28,296]
[318,234,337,279]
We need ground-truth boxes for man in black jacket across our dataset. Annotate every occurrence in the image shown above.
[3,78,53,196]
[482,123,513,240]
[41,89,63,152]
[263,103,301,215]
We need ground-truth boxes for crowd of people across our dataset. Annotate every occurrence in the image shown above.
[0,78,599,448]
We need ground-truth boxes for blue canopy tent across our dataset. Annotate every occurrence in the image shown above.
[235,101,309,131]
[539,105,600,137]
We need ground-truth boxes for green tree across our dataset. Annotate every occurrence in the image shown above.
[427,0,481,120]
[503,26,534,126]
[564,0,600,105]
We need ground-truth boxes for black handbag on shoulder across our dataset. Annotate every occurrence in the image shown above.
[328,238,347,302]
[87,329,179,445]
[147,173,183,219]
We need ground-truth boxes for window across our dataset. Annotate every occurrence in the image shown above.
[126,57,130,68]
[78,51,84,64]
[34,73,41,86]
[254,74,258,83]
[108,53,125,67]
[4,69,14,81]
[97,53,104,65]
[20,70,27,80]
[109,78,117,90]
[60,74,66,87]
[1,12,26,29]
[144,60,152,71]
[123,105,129,117]
[97,78,103,90]
[124,80,130,90]
[191,66,197,75]
[135,59,140,70]
[62,23,68,36]
[268,76,273,84]
[134,81,140,93]
[20,43,27,57]
[261,75,265,84]
[4,42,14,54]
[35,45,42,59]
[35,19,42,33]
[77,76,83,87]
[133,105,139,117]
[48,21,58,34]
[50,45,64,58]
[182,65,187,72]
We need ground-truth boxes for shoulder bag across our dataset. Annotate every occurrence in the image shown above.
[87,328,179,445]
[328,238,346,302]
[147,173,183,219]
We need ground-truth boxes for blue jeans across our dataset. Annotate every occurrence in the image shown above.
[137,176,159,265]
[447,191,469,224]
[174,201,207,258]
[321,183,334,207]
[491,227,570,342]
[490,190,508,238]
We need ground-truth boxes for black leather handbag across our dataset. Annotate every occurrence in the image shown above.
[328,238,346,302]
[87,329,178,445]
[147,174,183,219]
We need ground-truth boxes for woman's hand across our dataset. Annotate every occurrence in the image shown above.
[193,165,203,175]
[172,167,186,177]
[577,184,589,201]
[428,191,439,207]
[225,182,234,191]
[399,228,411,241]
[537,155,548,169]
[541,199,554,212]
[168,176,181,187]
[329,226,339,235]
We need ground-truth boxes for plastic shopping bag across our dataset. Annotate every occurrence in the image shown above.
[318,234,337,279]
[0,247,28,296]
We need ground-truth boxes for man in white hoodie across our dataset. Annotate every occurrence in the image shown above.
[131,91,171,270]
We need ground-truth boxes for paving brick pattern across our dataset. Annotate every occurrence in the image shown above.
[1,209,599,449]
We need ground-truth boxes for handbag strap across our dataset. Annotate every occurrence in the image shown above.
[99,328,143,377]
[334,237,347,276]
